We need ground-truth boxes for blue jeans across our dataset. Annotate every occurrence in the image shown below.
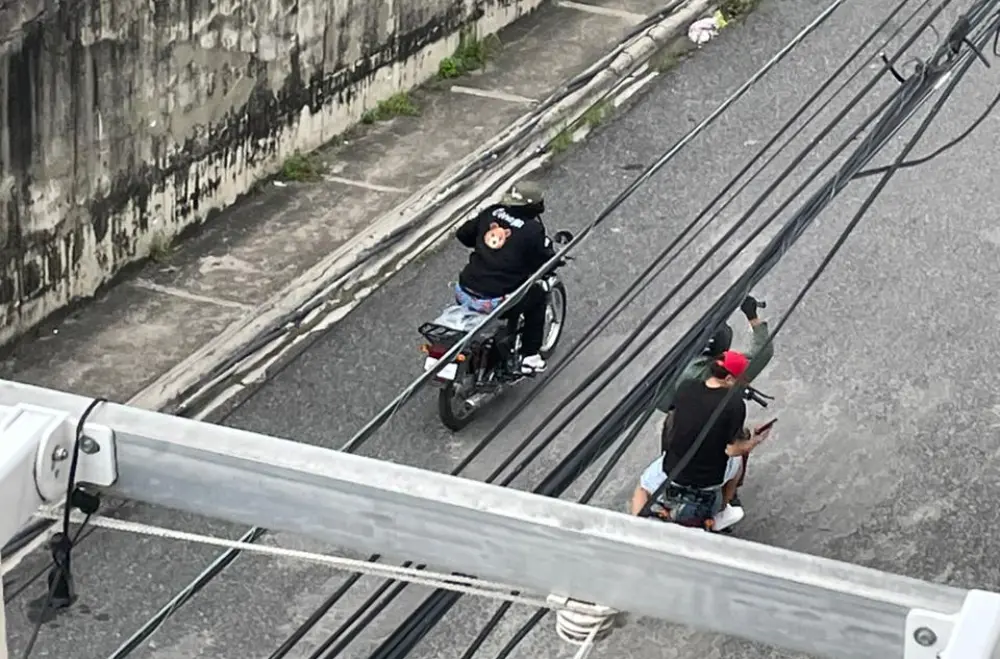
[455,284,505,313]
[455,283,547,356]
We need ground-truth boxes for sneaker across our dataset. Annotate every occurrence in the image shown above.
[521,354,547,374]
[713,504,745,531]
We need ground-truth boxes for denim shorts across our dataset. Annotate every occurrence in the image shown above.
[639,454,740,523]
[640,454,741,492]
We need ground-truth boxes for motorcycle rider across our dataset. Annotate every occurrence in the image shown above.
[630,350,771,524]
[655,295,774,503]
[454,179,555,374]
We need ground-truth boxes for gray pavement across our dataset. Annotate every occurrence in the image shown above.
[8,0,1000,658]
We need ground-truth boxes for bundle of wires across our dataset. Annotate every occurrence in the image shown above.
[272,1,1000,657]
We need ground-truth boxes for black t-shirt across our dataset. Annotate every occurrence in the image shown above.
[456,205,553,297]
[662,380,746,488]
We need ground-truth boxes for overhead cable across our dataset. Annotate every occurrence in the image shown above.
[350,4,998,658]
[449,0,934,488]
[482,16,999,655]
[339,0,850,455]
[637,0,1000,512]
[482,9,942,492]
[278,3,940,657]
[251,6,853,655]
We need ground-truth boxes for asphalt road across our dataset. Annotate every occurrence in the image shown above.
[8,0,1000,657]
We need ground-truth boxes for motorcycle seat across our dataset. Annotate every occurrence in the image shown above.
[431,305,505,334]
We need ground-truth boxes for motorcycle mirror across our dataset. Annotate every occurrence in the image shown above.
[553,230,574,245]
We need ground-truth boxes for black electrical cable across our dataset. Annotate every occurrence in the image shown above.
[304,372,665,659]
[508,0,974,487]
[268,568,374,658]
[19,397,106,659]
[311,377,672,659]
[351,381,689,659]
[486,26,998,656]
[348,7,993,657]
[449,0,934,489]
[1,520,52,558]
[470,0,956,497]
[493,609,548,659]
[463,414,654,657]
[340,0,847,455]
[458,602,517,659]
[484,45,918,491]
[261,7,859,657]
[638,2,1000,519]
[2,500,129,605]
[300,6,944,657]
[462,402,666,657]
[854,78,1000,177]
[301,564,424,659]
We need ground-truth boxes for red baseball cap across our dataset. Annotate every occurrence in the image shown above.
[717,350,749,378]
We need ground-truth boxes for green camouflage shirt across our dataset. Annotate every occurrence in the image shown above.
[653,321,774,414]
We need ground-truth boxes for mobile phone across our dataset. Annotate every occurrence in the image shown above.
[755,418,778,434]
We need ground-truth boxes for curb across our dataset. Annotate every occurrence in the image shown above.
[129,0,715,418]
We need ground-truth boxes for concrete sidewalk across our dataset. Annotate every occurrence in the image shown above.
[0,0,711,408]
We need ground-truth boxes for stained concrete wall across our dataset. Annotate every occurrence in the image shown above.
[0,0,542,346]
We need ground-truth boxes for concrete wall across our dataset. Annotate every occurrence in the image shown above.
[0,0,542,346]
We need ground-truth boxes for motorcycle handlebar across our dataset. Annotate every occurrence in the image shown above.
[744,386,774,408]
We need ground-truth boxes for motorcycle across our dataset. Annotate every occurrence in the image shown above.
[645,385,774,535]
[417,230,574,431]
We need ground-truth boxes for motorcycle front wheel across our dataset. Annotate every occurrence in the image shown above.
[539,281,567,359]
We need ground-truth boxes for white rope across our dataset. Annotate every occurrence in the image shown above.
[572,621,602,659]
[40,511,560,609]
[548,594,619,652]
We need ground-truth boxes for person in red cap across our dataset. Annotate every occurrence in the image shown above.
[630,349,771,524]
[654,296,773,507]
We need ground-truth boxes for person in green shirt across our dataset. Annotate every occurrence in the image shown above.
[654,295,774,503]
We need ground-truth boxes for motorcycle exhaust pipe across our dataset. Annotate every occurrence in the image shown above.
[463,393,491,411]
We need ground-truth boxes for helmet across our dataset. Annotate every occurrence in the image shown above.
[704,323,733,357]
[502,180,544,209]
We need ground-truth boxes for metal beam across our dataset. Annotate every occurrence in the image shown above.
[0,380,990,658]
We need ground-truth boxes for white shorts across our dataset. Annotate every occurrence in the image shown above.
[639,453,742,493]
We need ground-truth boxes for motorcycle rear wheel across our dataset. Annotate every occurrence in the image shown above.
[438,370,479,431]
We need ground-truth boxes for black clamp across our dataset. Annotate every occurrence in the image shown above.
[945,14,990,68]
[41,488,102,614]
[45,532,77,610]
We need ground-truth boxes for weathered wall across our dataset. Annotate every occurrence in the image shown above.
[0,0,542,345]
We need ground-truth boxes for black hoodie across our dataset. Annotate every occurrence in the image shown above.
[456,204,554,298]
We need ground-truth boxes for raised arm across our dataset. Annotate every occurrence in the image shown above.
[739,297,774,383]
